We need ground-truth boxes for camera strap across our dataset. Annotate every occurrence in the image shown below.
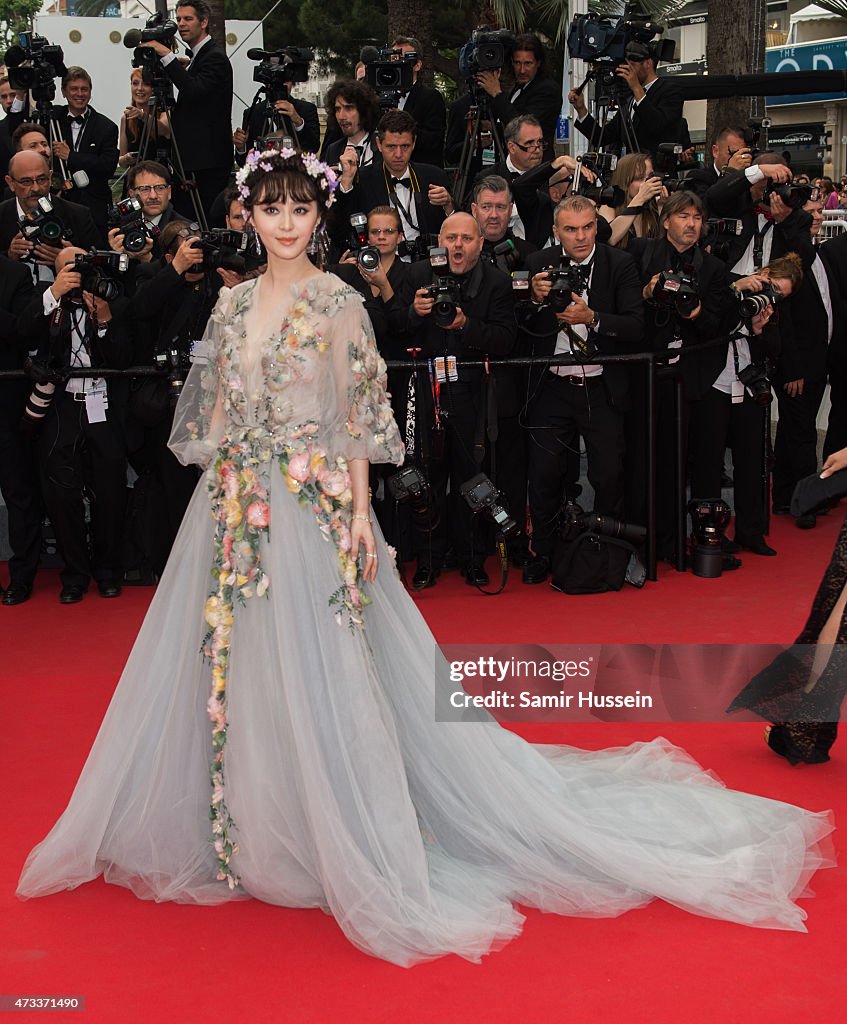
[752,218,773,272]
[729,335,747,404]
[384,165,421,233]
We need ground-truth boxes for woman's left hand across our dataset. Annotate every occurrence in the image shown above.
[351,517,379,582]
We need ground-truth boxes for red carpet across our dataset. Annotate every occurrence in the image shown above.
[3,510,845,1023]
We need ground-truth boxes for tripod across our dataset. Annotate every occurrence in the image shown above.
[134,69,208,230]
[579,66,640,156]
[451,90,507,210]
[242,86,301,151]
[32,98,76,195]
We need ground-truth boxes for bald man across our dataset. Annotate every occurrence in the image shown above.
[399,211,518,588]
[17,244,132,603]
[1,151,99,279]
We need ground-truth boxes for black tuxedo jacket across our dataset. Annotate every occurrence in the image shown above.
[521,243,644,408]
[164,39,234,172]
[684,164,719,201]
[820,233,847,377]
[706,171,815,271]
[628,236,734,400]
[402,81,446,167]
[323,132,380,171]
[0,118,14,181]
[400,257,516,375]
[0,195,99,255]
[575,76,685,158]
[481,159,560,250]
[331,161,449,250]
[775,251,841,385]
[52,105,119,231]
[489,76,562,159]
[0,256,36,370]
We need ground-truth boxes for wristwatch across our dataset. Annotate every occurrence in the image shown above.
[588,311,600,331]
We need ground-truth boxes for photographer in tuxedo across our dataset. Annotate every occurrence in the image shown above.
[140,0,234,219]
[400,212,517,588]
[389,36,447,167]
[627,191,734,560]
[16,247,132,603]
[771,195,839,529]
[474,34,561,161]
[568,41,685,156]
[234,86,320,161]
[705,153,814,273]
[48,67,119,238]
[332,110,453,255]
[0,256,39,605]
[2,151,98,285]
[685,126,750,201]
[125,161,190,260]
[521,195,644,585]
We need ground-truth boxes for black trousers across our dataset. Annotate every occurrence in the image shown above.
[526,372,625,559]
[415,383,485,570]
[0,381,43,587]
[824,371,847,461]
[689,387,767,543]
[772,379,827,509]
[37,392,127,588]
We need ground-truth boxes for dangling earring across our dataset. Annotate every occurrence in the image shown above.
[254,234,262,256]
[308,226,319,254]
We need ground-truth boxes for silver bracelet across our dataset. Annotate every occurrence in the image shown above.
[351,513,371,523]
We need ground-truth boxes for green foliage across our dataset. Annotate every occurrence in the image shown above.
[0,0,41,50]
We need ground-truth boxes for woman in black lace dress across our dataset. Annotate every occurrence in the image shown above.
[729,447,847,763]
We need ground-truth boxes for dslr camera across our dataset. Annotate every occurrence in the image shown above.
[424,247,462,327]
[737,362,772,406]
[652,269,699,317]
[558,500,646,547]
[387,465,439,531]
[67,250,129,306]
[737,281,780,320]
[193,229,249,274]
[460,473,518,538]
[108,197,151,254]
[4,31,67,104]
[705,217,743,262]
[348,213,381,273]
[20,198,66,249]
[762,181,817,210]
[541,265,590,314]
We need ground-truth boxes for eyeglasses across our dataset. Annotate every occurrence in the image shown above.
[132,184,169,195]
[512,139,544,152]
[12,175,50,188]
[370,227,398,235]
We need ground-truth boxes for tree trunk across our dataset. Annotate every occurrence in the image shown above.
[705,0,768,147]
[207,0,226,48]
[387,0,435,86]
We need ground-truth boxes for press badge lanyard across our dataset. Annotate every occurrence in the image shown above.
[384,165,421,230]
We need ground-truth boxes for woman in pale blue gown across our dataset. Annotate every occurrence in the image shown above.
[17,150,836,967]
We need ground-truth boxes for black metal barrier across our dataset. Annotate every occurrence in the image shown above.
[0,335,735,584]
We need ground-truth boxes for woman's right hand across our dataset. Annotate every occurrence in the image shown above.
[124,105,143,122]
[633,175,665,206]
[821,448,847,478]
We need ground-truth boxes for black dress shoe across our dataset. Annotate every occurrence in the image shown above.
[412,565,438,590]
[508,545,531,569]
[738,538,777,556]
[721,537,741,554]
[522,555,551,585]
[464,566,490,587]
[2,583,32,606]
[795,513,817,530]
[98,580,122,598]
[59,585,86,604]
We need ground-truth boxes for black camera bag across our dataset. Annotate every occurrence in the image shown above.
[551,529,635,595]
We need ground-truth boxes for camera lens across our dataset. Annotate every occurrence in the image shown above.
[123,228,148,253]
[41,220,62,243]
[357,246,380,273]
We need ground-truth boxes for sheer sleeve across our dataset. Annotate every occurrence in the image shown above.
[324,291,405,466]
[168,287,230,468]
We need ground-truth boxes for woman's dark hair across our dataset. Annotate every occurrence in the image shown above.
[239,151,333,221]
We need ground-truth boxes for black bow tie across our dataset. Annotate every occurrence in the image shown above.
[70,115,86,126]
[391,177,410,188]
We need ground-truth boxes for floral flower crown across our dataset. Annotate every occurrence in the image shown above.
[234,147,340,209]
